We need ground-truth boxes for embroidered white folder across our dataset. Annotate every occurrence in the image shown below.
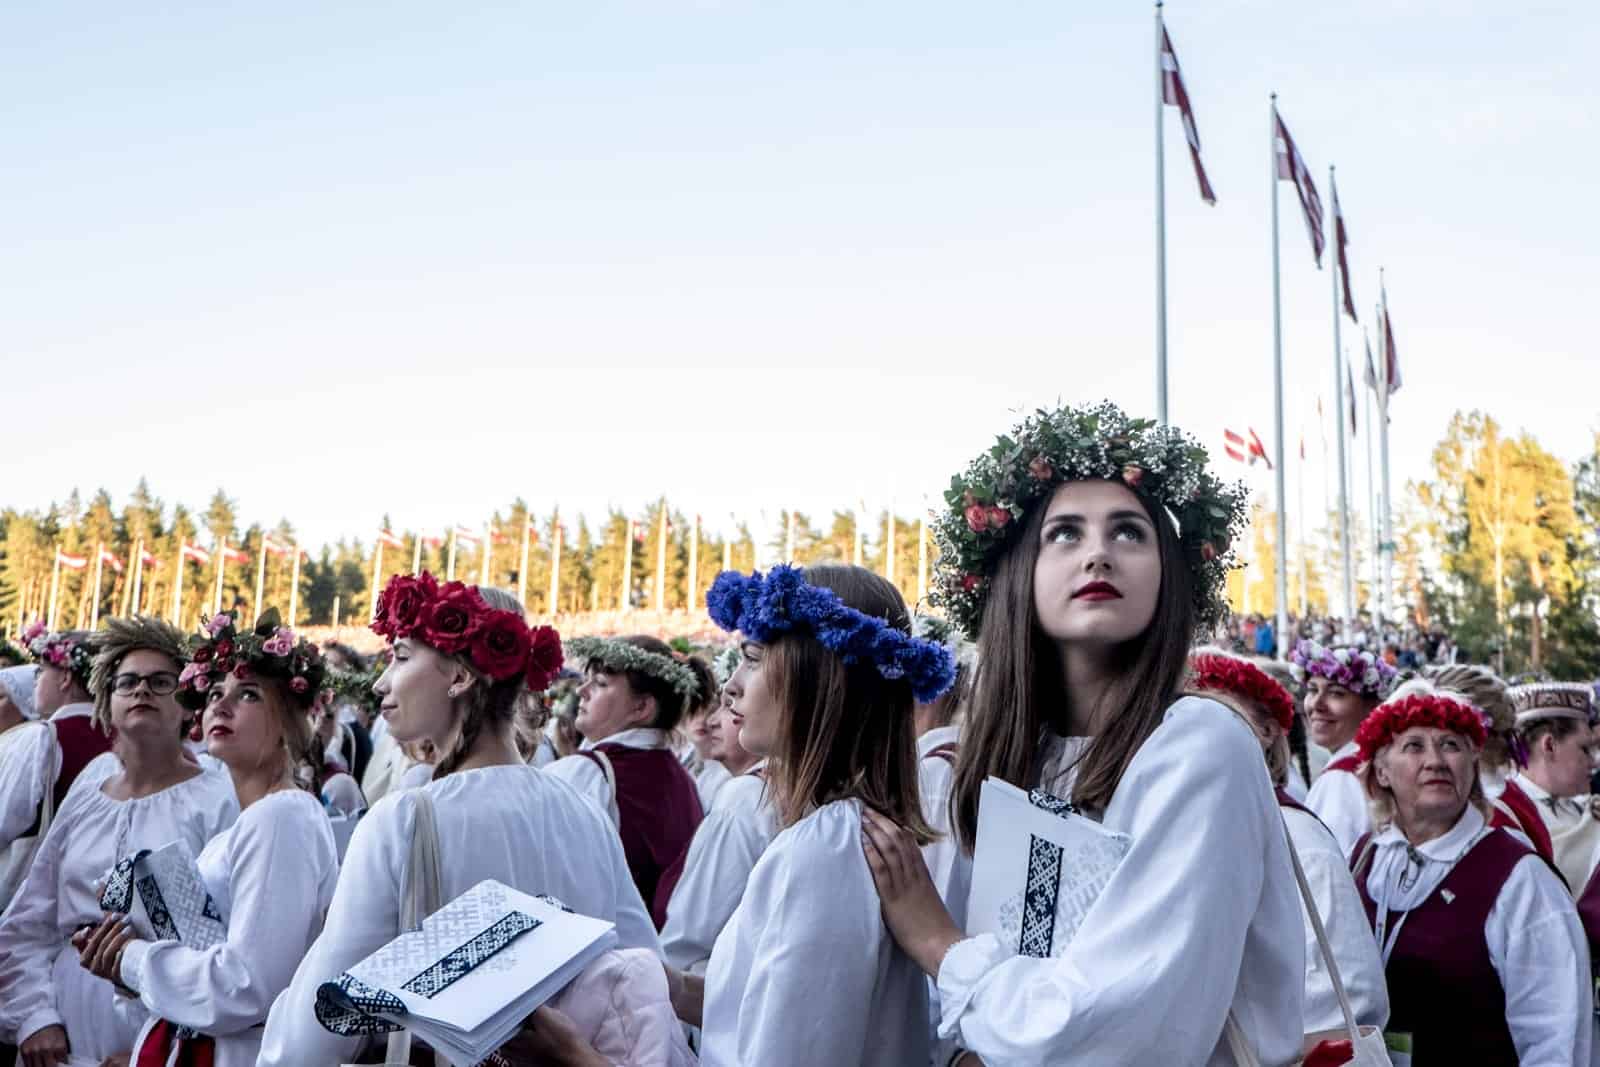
[98,839,227,950]
[315,879,617,1064]
[967,777,1132,959]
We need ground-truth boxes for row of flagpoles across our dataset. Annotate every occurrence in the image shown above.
[1155,3,1402,650]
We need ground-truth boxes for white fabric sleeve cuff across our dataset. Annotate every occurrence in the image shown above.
[17,1009,64,1047]
[935,933,1007,1040]
[119,938,150,994]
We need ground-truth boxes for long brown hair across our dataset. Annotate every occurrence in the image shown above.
[950,484,1196,851]
[764,564,934,843]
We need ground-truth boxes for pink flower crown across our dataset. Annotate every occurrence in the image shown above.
[22,621,95,686]
[372,572,564,691]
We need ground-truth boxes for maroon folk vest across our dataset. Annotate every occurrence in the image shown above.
[1351,827,1530,1066]
[583,744,704,930]
[51,711,114,811]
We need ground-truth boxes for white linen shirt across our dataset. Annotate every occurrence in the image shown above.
[0,764,238,1056]
[660,763,775,975]
[0,703,96,850]
[1281,804,1389,1035]
[700,798,930,1067]
[257,763,660,1067]
[1515,773,1600,895]
[916,724,969,926]
[1362,805,1592,1066]
[935,696,1305,1067]
[1306,740,1368,858]
[118,789,339,1067]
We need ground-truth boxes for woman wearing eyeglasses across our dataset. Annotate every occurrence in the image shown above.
[0,616,237,1067]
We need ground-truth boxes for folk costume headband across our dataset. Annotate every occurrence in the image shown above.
[1187,651,1295,732]
[930,400,1248,639]
[177,609,327,711]
[1290,639,1396,699]
[372,572,565,692]
[1508,682,1596,727]
[565,636,701,702]
[1355,692,1490,762]
[22,621,96,689]
[706,564,957,704]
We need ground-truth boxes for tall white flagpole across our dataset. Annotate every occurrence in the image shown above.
[171,545,184,624]
[1378,274,1395,627]
[446,528,458,581]
[1154,1,1170,424]
[254,540,268,616]
[1330,167,1355,640]
[916,507,929,607]
[654,507,669,610]
[550,515,563,615]
[1297,443,1308,615]
[47,549,62,630]
[685,514,698,614]
[621,521,634,610]
[90,543,104,630]
[517,517,532,609]
[411,533,422,575]
[288,544,301,627]
[480,521,492,587]
[1269,95,1290,656]
[1363,350,1379,617]
[370,540,383,621]
[131,539,145,617]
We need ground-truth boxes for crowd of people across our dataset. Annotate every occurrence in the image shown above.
[0,398,1596,1066]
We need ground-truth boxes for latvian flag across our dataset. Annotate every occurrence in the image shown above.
[180,542,211,566]
[1274,109,1325,266]
[56,549,88,571]
[262,537,292,558]
[1160,24,1216,205]
[378,529,407,550]
[1331,172,1357,321]
[453,526,481,546]
[1224,428,1273,470]
[140,547,160,568]
[221,545,250,565]
[99,548,124,573]
[1382,301,1402,395]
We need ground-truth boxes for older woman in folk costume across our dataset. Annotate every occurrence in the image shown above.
[1297,639,1398,857]
[258,576,659,1067]
[1186,649,1390,1043]
[660,651,776,977]
[545,636,711,929]
[1350,680,1591,1065]
[71,611,340,1067]
[0,628,114,906]
[0,617,238,1067]
[861,401,1305,1067]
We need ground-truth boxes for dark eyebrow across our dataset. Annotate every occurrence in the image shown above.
[1044,509,1152,525]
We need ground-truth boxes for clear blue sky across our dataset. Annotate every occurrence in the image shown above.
[6,1,1595,552]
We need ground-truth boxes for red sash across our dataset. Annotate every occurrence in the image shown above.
[135,1020,215,1067]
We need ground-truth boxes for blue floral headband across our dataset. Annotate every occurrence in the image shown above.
[705,565,957,704]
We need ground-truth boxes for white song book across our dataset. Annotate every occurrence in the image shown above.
[314,879,617,1064]
[967,777,1132,959]
[98,839,227,950]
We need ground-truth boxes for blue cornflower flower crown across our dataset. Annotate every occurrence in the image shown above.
[705,564,957,704]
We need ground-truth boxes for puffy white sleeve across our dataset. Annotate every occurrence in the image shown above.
[1305,769,1369,858]
[1283,809,1388,1034]
[257,793,412,1067]
[1486,854,1593,1066]
[725,826,882,1065]
[543,754,610,821]
[935,700,1291,1065]
[0,787,74,1044]
[120,798,337,1036]
[660,803,769,973]
[0,725,52,848]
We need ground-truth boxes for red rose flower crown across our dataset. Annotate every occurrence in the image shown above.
[372,572,564,691]
[1187,651,1295,732]
[1354,692,1491,763]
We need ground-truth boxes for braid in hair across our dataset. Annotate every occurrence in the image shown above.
[430,586,532,780]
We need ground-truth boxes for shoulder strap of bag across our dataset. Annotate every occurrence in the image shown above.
[385,787,446,1067]
[578,747,621,827]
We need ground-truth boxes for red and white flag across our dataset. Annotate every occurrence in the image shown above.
[453,526,480,546]
[140,547,160,568]
[1331,172,1357,320]
[221,545,249,565]
[1247,428,1273,469]
[180,542,211,566]
[1160,24,1216,205]
[1274,109,1325,266]
[1382,298,1402,395]
[56,549,88,571]
[377,529,406,549]
[424,535,444,549]
[1223,428,1274,469]
[99,548,124,573]
[262,537,291,558]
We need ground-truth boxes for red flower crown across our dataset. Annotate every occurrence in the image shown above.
[1355,692,1489,762]
[372,572,564,691]
[1187,653,1295,732]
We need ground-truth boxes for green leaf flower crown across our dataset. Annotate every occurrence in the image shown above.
[931,400,1248,639]
[565,635,701,701]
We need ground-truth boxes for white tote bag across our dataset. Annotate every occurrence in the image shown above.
[1224,816,1391,1067]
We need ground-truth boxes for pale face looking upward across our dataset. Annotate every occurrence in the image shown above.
[1373,725,1478,832]
[1031,480,1163,648]
[203,671,289,774]
[1304,675,1376,752]
[108,648,187,744]
[373,638,471,750]
[575,669,655,743]
[725,641,781,757]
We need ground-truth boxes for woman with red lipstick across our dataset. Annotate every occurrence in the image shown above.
[859,401,1307,1066]
[73,610,339,1067]
[1296,640,1397,857]
[1350,679,1590,1064]
[0,616,237,1067]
